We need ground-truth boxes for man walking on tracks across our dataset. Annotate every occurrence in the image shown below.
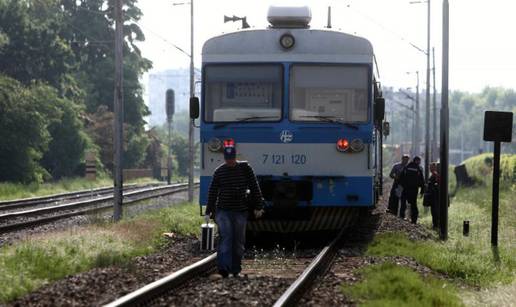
[398,156,425,223]
[205,143,264,278]
[387,154,410,216]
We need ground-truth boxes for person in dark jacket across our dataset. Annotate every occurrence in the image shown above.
[205,144,264,278]
[387,154,410,215]
[425,162,440,229]
[398,156,425,223]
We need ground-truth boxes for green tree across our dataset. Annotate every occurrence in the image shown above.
[0,0,153,176]
[123,127,150,168]
[40,95,90,179]
[0,75,51,182]
[385,86,516,163]
[0,75,90,182]
[170,133,190,177]
[0,0,77,95]
[59,0,154,170]
[59,0,152,132]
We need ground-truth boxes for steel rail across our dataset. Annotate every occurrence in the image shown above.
[0,184,186,221]
[0,183,142,208]
[0,183,198,233]
[273,227,346,307]
[104,253,217,307]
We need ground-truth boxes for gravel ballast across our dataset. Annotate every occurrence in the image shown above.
[8,235,205,307]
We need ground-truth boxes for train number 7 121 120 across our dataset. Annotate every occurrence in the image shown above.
[262,154,307,165]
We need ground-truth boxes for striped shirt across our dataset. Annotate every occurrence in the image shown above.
[206,161,264,214]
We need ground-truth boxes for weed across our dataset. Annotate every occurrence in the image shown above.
[367,232,514,287]
[343,262,462,307]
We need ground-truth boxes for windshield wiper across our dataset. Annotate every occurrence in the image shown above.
[214,116,279,129]
[235,116,279,122]
[299,115,359,130]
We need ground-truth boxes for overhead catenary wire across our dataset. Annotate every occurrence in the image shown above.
[134,21,191,58]
[341,2,427,56]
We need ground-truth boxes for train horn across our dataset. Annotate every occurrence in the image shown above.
[224,15,237,23]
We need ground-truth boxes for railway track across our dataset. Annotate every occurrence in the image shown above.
[0,183,148,212]
[104,227,346,307]
[0,183,198,233]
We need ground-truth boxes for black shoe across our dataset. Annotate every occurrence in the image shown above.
[232,272,240,278]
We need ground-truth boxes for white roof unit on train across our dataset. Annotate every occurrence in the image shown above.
[267,6,312,28]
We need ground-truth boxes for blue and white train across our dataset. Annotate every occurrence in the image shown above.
[191,6,385,232]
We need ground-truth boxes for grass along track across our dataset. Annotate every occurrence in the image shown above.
[0,202,204,304]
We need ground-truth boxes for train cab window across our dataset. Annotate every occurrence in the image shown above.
[204,65,283,122]
[289,65,369,123]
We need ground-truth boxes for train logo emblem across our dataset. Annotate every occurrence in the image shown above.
[280,130,293,143]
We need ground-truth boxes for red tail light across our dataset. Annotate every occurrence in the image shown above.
[223,139,235,147]
[336,138,349,152]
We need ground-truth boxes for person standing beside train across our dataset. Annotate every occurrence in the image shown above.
[424,162,440,229]
[387,154,410,216]
[205,144,265,278]
[398,156,425,223]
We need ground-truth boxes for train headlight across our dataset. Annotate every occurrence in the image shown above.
[336,138,349,152]
[279,33,295,50]
[208,138,223,152]
[350,139,365,152]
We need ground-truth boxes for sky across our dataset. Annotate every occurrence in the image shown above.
[136,0,516,93]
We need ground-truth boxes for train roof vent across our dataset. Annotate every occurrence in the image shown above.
[267,6,312,29]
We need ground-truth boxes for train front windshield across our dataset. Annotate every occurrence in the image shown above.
[203,65,283,123]
[290,65,369,123]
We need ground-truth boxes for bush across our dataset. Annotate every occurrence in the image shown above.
[462,153,515,189]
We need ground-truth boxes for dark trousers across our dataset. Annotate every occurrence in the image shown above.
[387,184,400,214]
[215,209,248,275]
[400,189,419,223]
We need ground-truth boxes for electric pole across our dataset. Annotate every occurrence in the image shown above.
[166,89,175,185]
[188,0,195,202]
[113,0,124,221]
[416,71,420,157]
[439,0,449,241]
[432,47,437,162]
[425,0,431,180]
